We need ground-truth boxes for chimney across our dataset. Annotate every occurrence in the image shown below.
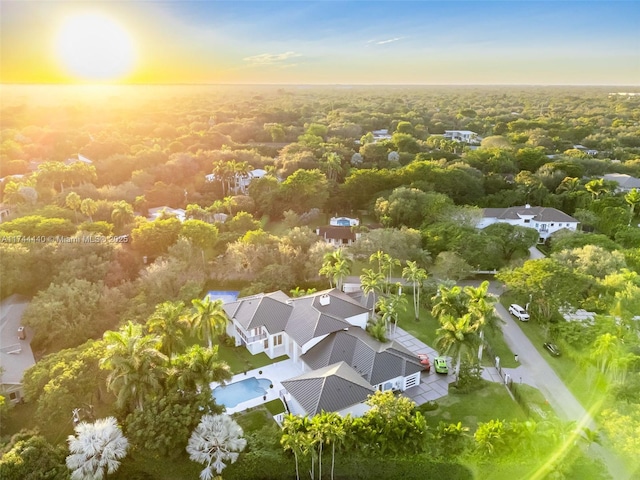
[319,294,330,306]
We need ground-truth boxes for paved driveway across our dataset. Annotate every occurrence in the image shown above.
[390,328,455,404]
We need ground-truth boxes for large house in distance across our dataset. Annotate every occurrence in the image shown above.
[477,204,579,243]
[316,216,361,247]
[602,173,640,193]
[222,288,424,417]
[443,130,481,144]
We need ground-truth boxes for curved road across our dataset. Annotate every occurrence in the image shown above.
[492,289,632,479]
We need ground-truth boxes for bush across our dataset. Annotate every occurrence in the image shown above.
[452,361,485,393]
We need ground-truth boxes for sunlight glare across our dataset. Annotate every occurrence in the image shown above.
[55,12,136,81]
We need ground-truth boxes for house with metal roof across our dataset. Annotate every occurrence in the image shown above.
[222,288,424,416]
[222,288,369,362]
[477,204,579,243]
[281,362,375,417]
[301,328,423,392]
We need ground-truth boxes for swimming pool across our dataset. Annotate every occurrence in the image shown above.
[213,377,273,408]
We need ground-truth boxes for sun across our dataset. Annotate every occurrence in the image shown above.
[55,12,136,81]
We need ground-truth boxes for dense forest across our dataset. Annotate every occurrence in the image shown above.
[1,85,639,479]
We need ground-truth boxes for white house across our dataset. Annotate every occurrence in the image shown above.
[221,288,423,416]
[329,216,359,227]
[147,206,187,222]
[477,205,579,243]
[443,130,480,144]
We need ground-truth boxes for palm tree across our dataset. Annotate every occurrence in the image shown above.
[585,178,607,200]
[321,152,343,182]
[388,286,408,335]
[66,416,129,480]
[320,249,352,291]
[111,200,134,232]
[360,268,385,309]
[187,414,247,480]
[590,332,620,374]
[101,322,167,412]
[170,345,231,397]
[463,281,500,361]
[625,187,640,225]
[431,284,465,319]
[435,313,479,384]
[66,192,81,223]
[281,424,308,480]
[321,412,345,480]
[80,198,97,223]
[190,297,228,349]
[147,301,190,358]
[380,253,401,294]
[555,176,581,194]
[402,260,428,322]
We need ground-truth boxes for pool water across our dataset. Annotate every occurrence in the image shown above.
[213,377,273,408]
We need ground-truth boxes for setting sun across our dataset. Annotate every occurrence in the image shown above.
[55,12,136,82]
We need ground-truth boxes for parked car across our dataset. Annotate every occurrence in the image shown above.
[434,357,448,374]
[544,342,561,356]
[417,354,431,373]
[508,304,530,321]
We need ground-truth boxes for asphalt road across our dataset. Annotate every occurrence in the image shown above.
[493,294,633,479]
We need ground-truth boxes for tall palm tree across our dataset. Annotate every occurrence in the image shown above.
[435,313,479,384]
[380,253,401,294]
[190,297,228,349]
[66,416,129,480]
[321,412,345,480]
[555,176,581,194]
[281,421,309,480]
[186,414,247,480]
[321,152,343,182]
[80,198,97,223]
[66,192,81,223]
[111,201,134,232]
[147,301,190,358]
[463,281,500,361]
[101,321,167,412]
[320,249,352,291]
[402,260,428,322]
[360,268,385,309]
[369,250,386,274]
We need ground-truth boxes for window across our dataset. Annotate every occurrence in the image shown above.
[524,219,530,224]
[273,334,283,346]
[9,392,17,400]
[551,223,555,226]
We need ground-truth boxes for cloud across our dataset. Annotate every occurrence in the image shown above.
[243,51,302,66]
[376,37,401,45]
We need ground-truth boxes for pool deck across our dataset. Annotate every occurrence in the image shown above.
[211,358,304,414]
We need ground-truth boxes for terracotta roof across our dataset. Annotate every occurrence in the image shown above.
[316,226,356,241]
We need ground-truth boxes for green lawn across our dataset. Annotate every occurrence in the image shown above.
[234,407,273,432]
[215,341,287,374]
[422,382,529,430]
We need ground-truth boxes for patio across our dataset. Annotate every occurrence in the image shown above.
[211,358,304,414]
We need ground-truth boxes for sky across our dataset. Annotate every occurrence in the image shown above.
[1,0,639,85]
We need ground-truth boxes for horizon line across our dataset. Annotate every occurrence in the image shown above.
[2,82,640,88]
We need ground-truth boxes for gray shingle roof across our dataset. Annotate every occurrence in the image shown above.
[285,289,369,346]
[282,361,375,415]
[602,174,640,190]
[302,328,423,385]
[222,291,293,334]
[482,206,578,223]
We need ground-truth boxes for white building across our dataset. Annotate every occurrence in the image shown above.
[477,205,579,243]
[443,130,480,144]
